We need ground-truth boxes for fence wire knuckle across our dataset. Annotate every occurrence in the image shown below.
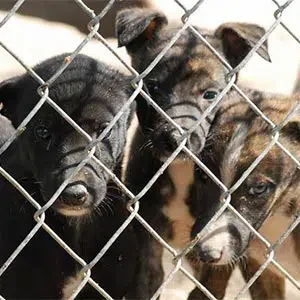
[0,0,300,299]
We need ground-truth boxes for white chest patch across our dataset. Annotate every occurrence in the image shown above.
[162,160,196,248]
[62,273,83,300]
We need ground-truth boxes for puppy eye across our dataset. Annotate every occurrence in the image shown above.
[198,171,209,183]
[202,89,219,101]
[98,122,112,140]
[146,80,159,92]
[35,126,51,140]
[249,182,272,197]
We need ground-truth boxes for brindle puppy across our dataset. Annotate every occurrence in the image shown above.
[190,90,300,299]
[116,8,271,299]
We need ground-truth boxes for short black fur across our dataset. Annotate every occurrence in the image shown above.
[0,54,138,299]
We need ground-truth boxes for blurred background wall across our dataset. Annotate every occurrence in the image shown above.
[0,0,146,37]
[1,0,300,93]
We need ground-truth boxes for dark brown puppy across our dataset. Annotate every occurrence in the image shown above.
[116,8,271,299]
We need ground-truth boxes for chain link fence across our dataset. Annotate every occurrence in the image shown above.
[0,0,299,299]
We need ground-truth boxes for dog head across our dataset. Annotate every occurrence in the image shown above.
[116,8,270,160]
[0,54,133,216]
[190,92,300,265]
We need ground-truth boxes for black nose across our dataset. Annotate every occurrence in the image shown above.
[162,130,180,152]
[60,184,88,206]
[193,244,223,263]
[153,127,181,153]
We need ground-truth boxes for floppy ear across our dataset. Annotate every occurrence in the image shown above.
[0,77,19,125]
[116,8,167,50]
[215,22,271,68]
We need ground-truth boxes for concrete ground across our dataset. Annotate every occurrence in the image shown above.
[160,249,300,300]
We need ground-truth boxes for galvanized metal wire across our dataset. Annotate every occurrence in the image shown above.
[0,0,300,299]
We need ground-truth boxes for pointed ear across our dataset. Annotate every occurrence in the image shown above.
[215,22,271,68]
[116,8,167,50]
[0,77,19,125]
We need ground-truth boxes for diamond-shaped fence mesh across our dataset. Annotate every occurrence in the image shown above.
[0,0,299,299]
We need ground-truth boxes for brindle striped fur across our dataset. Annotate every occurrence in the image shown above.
[190,90,300,299]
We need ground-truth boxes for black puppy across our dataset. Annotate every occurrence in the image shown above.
[0,54,137,299]
[116,8,271,299]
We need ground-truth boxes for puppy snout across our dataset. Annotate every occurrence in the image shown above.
[194,244,223,263]
[163,130,181,152]
[153,126,181,153]
[60,184,88,206]
[187,131,203,153]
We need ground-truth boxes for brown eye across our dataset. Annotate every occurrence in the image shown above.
[197,170,209,183]
[146,79,159,92]
[35,125,51,140]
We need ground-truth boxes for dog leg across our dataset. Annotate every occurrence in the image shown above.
[127,232,164,299]
[241,256,285,300]
[188,264,233,300]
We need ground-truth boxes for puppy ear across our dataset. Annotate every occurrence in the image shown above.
[215,22,271,67]
[0,77,19,124]
[116,9,167,49]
